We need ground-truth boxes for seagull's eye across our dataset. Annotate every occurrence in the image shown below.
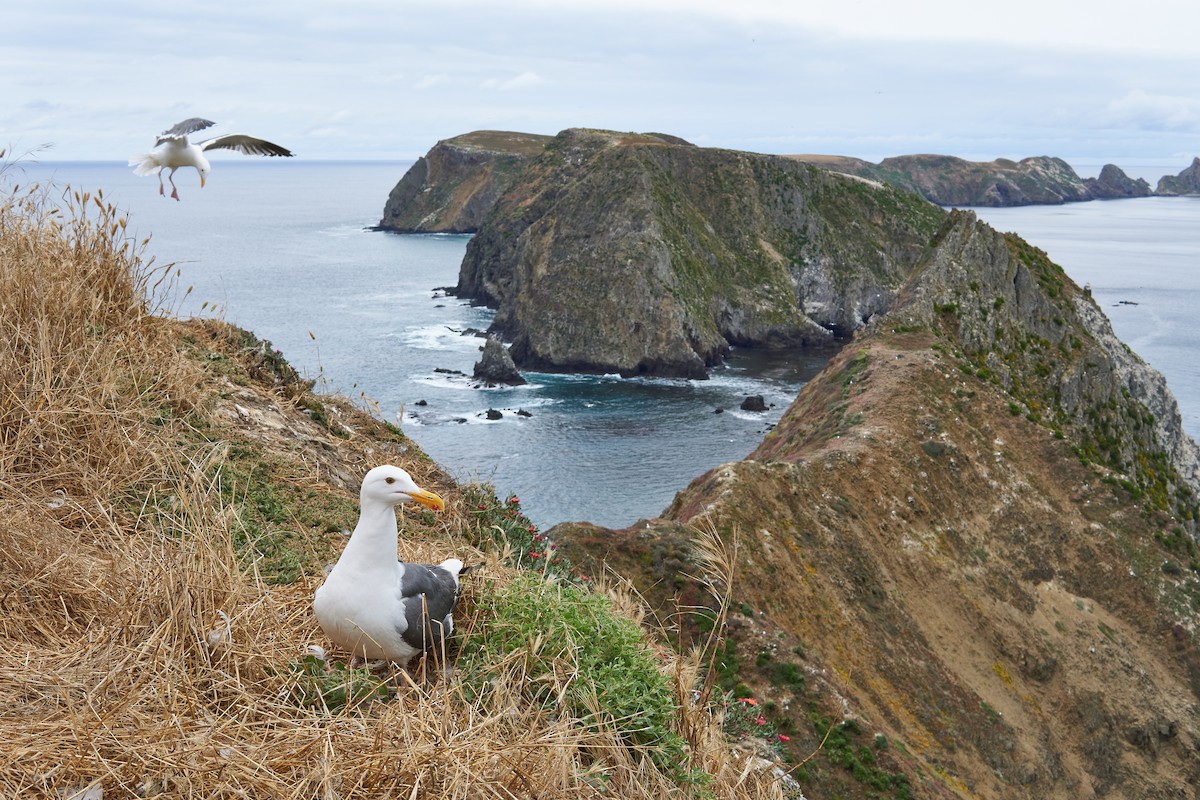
[385,477,396,485]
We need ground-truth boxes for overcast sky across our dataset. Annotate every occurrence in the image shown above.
[3,0,1198,172]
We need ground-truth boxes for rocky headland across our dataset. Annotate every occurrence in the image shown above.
[552,209,1200,798]
[379,131,1198,380]
[376,130,552,232]
[398,128,949,378]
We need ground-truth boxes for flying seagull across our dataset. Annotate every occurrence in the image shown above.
[313,465,469,671]
[128,118,293,200]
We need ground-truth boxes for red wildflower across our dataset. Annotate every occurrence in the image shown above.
[776,734,790,742]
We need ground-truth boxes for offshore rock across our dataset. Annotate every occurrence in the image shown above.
[739,395,768,412]
[472,335,526,386]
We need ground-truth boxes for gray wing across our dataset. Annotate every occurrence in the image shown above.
[198,134,294,157]
[157,118,216,142]
[396,563,460,653]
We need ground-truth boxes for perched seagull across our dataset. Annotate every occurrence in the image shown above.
[128,118,293,200]
[313,465,470,671]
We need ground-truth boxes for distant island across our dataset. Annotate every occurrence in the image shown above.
[788,153,1200,206]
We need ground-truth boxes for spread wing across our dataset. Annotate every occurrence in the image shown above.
[198,134,294,157]
[156,118,216,144]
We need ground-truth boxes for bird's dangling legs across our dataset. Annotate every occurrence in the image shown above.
[157,172,165,197]
[167,168,181,201]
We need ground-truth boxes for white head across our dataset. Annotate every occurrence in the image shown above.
[360,465,445,511]
[196,157,211,188]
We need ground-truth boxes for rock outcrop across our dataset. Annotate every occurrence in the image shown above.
[454,128,944,378]
[375,130,552,232]
[1156,156,1200,196]
[1084,163,1153,198]
[472,335,526,385]
[551,210,1200,799]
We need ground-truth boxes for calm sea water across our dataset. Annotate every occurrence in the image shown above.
[9,160,1198,526]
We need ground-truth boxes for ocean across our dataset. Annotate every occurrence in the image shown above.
[9,159,1198,528]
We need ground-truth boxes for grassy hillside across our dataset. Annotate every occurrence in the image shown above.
[552,215,1200,798]
[0,173,788,798]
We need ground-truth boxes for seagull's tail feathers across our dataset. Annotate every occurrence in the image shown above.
[128,153,161,175]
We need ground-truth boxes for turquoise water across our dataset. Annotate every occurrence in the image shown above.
[11,159,1198,527]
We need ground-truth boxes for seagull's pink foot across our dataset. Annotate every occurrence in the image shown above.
[170,188,180,201]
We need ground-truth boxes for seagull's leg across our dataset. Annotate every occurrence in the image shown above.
[157,171,165,197]
[168,168,180,201]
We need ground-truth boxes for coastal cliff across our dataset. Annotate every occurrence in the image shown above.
[552,211,1200,798]
[376,130,552,232]
[455,128,944,378]
[791,153,1153,206]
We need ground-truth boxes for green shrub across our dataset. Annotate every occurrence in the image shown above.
[460,573,689,775]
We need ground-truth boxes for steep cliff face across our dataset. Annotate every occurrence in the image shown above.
[376,130,551,232]
[552,212,1200,799]
[792,154,1153,205]
[456,128,944,378]
[1156,157,1200,196]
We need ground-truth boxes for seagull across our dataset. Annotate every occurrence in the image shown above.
[313,465,469,671]
[128,118,293,200]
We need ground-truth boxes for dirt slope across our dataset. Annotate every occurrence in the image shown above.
[553,217,1200,798]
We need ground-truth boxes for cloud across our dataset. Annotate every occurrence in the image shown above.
[1106,89,1200,132]
[414,74,450,91]
[481,71,545,91]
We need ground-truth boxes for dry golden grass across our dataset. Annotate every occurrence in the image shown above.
[0,171,787,798]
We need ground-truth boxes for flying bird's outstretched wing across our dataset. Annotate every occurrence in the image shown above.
[199,134,294,157]
[156,118,216,144]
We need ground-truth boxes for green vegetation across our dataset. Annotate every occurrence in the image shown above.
[459,572,692,777]
[810,715,912,798]
[284,654,391,712]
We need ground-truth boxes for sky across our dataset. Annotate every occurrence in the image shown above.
[3,0,1198,173]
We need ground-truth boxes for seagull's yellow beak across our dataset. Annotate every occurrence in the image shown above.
[200,174,206,188]
[408,488,445,512]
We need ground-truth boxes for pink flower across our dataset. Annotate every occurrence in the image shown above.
[739,698,758,706]
[776,734,790,742]
[508,496,520,504]
[755,716,766,725]
[529,552,542,559]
